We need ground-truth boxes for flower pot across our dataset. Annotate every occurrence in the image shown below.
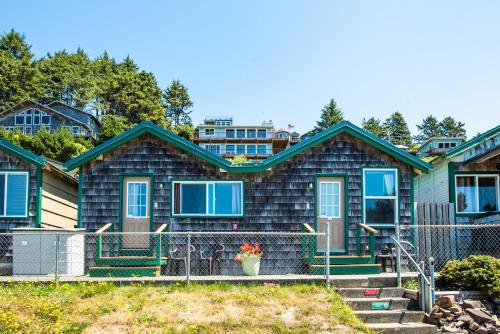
[241,256,261,276]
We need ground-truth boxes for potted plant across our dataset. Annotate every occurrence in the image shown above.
[233,243,263,276]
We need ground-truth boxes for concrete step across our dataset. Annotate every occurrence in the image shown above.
[354,310,425,323]
[344,297,414,311]
[337,287,405,298]
[366,322,437,334]
[331,273,417,288]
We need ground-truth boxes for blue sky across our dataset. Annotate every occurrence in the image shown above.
[1,1,499,137]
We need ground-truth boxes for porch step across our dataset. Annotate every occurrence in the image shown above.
[354,310,425,323]
[89,266,161,277]
[344,297,414,311]
[337,287,404,299]
[95,256,167,267]
[366,322,437,334]
[310,263,381,275]
[309,255,374,265]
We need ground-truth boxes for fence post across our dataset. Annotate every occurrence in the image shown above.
[429,257,435,308]
[395,218,401,288]
[325,221,331,288]
[55,233,60,283]
[186,233,191,286]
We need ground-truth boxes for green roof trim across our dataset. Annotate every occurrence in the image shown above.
[64,121,432,173]
[0,139,46,167]
[445,124,500,158]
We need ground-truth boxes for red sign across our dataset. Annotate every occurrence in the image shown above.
[364,289,380,296]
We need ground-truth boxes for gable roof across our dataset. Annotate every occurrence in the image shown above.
[445,124,500,158]
[0,100,92,130]
[0,138,46,167]
[47,101,101,124]
[64,121,432,173]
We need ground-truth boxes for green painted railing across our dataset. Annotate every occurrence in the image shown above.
[301,223,316,262]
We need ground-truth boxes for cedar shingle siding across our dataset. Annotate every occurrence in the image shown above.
[80,132,412,272]
[0,151,38,230]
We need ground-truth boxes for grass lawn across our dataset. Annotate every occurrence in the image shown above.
[0,282,372,334]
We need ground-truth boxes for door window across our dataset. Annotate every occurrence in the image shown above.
[319,182,341,218]
[126,182,148,217]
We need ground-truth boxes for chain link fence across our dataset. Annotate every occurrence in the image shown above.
[399,224,500,272]
[0,230,327,281]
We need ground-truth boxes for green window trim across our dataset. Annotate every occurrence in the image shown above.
[454,173,500,215]
[362,167,400,227]
[171,180,245,218]
[0,170,30,219]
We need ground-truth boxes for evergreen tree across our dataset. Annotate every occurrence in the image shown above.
[37,49,96,109]
[383,111,413,147]
[0,30,42,111]
[164,80,193,128]
[362,117,386,139]
[311,99,344,135]
[414,115,441,144]
[439,116,467,138]
[98,114,132,142]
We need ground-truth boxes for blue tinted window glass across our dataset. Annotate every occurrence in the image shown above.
[257,129,267,138]
[127,182,147,217]
[226,129,235,138]
[236,145,245,154]
[236,130,245,138]
[257,145,267,154]
[456,176,477,212]
[215,183,242,215]
[208,184,215,214]
[226,145,235,154]
[478,177,497,211]
[247,145,256,154]
[6,174,27,216]
[15,116,24,125]
[25,116,32,125]
[247,129,256,138]
[365,170,396,196]
[42,116,50,125]
[365,199,394,225]
[181,184,206,214]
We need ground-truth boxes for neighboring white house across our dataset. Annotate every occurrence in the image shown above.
[414,125,500,223]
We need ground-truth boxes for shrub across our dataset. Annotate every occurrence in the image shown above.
[438,255,500,296]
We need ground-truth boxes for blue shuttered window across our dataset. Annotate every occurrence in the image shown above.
[0,172,29,217]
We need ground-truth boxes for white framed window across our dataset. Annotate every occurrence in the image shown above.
[41,112,51,125]
[455,174,499,213]
[363,168,398,226]
[319,181,341,218]
[72,126,80,136]
[126,181,148,218]
[0,172,29,217]
[172,180,243,217]
[204,128,215,136]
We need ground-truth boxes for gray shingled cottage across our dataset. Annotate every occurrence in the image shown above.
[64,121,431,276]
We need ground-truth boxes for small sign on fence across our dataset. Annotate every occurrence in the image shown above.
[364,289,380,296]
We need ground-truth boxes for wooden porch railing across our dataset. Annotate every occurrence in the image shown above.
[96,223,113,259]
[155,224,168,264]
[356,223,379,259]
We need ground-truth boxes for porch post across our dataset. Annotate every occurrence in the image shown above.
[325,221,331,288]
[395,218,401,288]
[186,233,191,286]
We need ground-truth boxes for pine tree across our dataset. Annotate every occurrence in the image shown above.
[362,117,386,138]
[311,99,344,135]
[0,30,43,111]
[414,115,442,144]
[383,111,413,147]
[439,116,467,138]
[164,80,193,128]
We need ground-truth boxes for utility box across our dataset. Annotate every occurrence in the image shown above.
[12,228,85,276]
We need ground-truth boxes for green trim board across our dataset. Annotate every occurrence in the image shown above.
[445,124,500,158]
[77,166,83,228]
[118,173,155,256]
[170,178,246,218]
[36,166,42,227]
[313,173,349,255]
[64,121,432,174]
[0,139,45,167]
